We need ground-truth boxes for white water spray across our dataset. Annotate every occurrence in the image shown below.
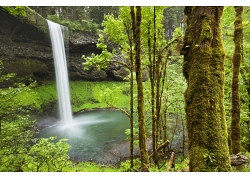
[47,20,73,127]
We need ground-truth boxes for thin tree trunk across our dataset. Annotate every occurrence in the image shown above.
[130,6,150,172]
[148,21,157,164]
[231,6,243,155]
[123,20,135,169]
[182,6,231,172]
[129,33,134,169]
[180,110,185,158]
[240,67,250,152]
[155,54,161,147]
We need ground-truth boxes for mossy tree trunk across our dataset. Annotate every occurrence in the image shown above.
[240,67,250,152]
[130,6,150,172]
[122,19,135,169]
[231,6,243,155]
[128,27,134,169]
[182,6,232,172]
[147,18,157,165]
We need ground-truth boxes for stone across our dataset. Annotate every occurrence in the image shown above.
[230,153,248,166]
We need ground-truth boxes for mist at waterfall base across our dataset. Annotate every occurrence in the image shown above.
[44,20,129,163]
[40,110,129,163]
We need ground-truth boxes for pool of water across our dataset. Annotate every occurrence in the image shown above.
[39,110,129,163]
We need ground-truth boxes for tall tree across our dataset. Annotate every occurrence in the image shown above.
[231,6,243,154]
[130,6,150,172]
[181,6,232,171]
[83,7,136,169]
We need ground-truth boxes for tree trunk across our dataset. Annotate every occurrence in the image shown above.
[147,20,157,164]
[182,6,232,172]
[151,6,158,164]
[130,6,150,172]
[239,66,250,151]
[129,32,134,169]
[231,6,243,155]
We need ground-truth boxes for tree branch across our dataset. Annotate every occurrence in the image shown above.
[110,59,130,70]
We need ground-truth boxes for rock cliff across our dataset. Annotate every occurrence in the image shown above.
[0,7,129,87]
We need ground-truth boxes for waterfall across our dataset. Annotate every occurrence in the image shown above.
[47,20,73,127]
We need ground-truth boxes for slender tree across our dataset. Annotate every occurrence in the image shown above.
[124,20,135,169]
[149,6,157,164]
[231,6,243,154]
[181,6,232,171]
[130,6,150,172]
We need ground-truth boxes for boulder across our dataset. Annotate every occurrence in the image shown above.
[230,153,248,166]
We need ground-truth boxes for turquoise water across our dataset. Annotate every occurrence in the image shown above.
[40,110,129,163]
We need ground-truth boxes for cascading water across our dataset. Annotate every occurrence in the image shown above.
[47,20,73,127]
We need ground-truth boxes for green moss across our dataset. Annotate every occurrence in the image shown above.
[1,6,27,17]
[231,6,243,154]
[1,6,48,34]
[4,59,48,77]
[2,81,130,117]
[200,18,212,42]
[182,7,232,172]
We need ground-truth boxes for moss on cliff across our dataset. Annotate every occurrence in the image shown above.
[1,6,48,34]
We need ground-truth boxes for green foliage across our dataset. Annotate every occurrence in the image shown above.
[0,113,73,172]
[163,6,185,39]
[141,6,167,59]
[174,156,189,171]
[83,7,133,72]
[83,35,114,70]
[0,60,38,121]
[73,162,117,172]
[0,115,34,171]
[125,127,139,145]
[240,152,250,172]
[2,81,130,116]
[102,11,128,48]
[173,27,182,39]
[47,14,82,31]
[70,81,130,111]
[22,137,72,172]
[119,159,141,172]
[93,83,124,107]
[47,14,99,33]
[2,6,26,16]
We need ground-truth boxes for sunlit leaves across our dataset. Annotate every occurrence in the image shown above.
[102,13,127,47]
[83,34,114,70]
[22,137,72,172]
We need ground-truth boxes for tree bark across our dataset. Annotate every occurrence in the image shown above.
[182,6,232,172]
[129,29,134,169]
[148,8,157,165]
[231,6,243,155]
[130,6,150,172]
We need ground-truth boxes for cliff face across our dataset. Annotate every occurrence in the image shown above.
[0,7,129,87]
